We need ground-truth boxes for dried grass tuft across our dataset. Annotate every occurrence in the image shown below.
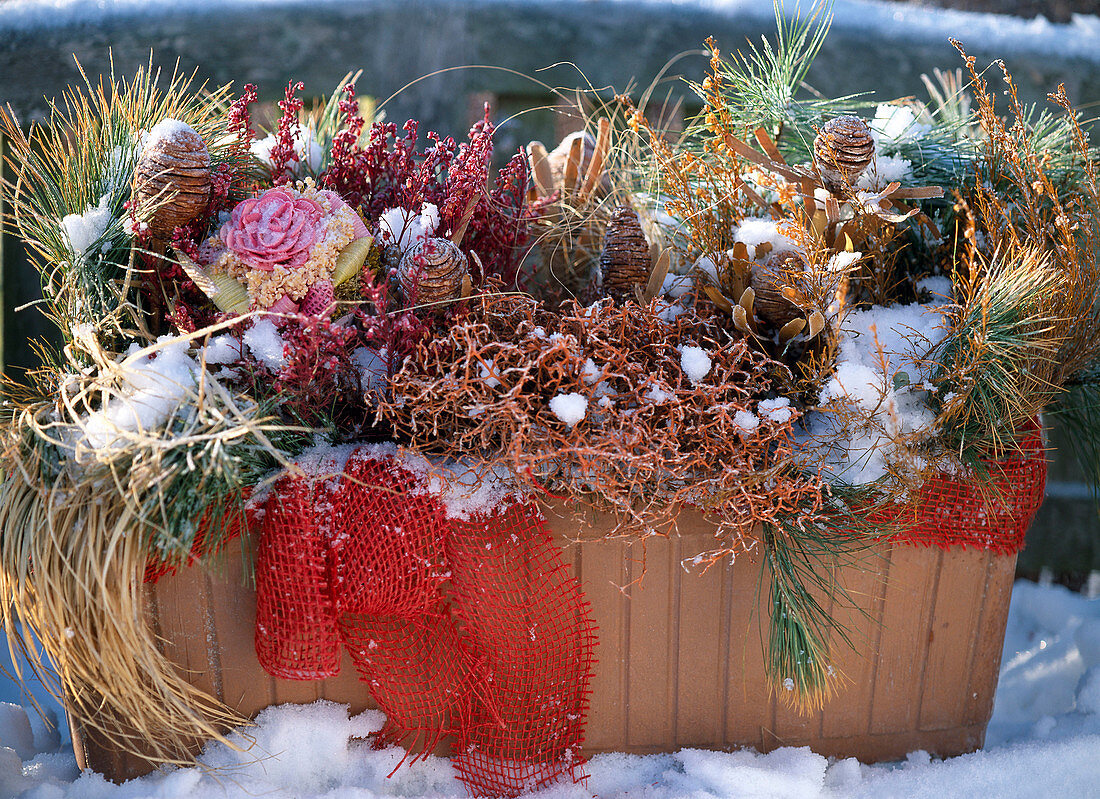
[0,325,306,769]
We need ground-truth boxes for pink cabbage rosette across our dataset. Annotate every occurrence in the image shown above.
[220,188,324,271]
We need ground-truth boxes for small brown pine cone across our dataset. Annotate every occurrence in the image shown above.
[751,252,805,329]
[399,237,469,307]
[600,205,651,302]
[132,122,211,242]
[813,115,875,192]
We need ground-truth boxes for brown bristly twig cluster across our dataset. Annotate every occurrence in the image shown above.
[377,293,830,562]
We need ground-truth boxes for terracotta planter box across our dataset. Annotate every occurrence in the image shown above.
[70,504,1016,780]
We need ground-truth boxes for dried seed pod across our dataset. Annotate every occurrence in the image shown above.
[399,237,469,306]
[600,205,651,302]
[132,122,211,243]
[546,131,595,194]
[813,115,875,192]
[751,252,805,329]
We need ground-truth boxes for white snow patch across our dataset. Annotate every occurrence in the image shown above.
[661,272,694,300]
[201,334,240,365]
[870,103,931,147]
[143,117,198,152]
[352,347,390,396]
[857,154,914,190]
[734,217,800,257]
[917,274,953,300]
[250,128,324,174]
[396,448,519,521]
[60,195,112,261]
[827,250,863,273]
[581,358,601,385]
[378,203,440,254]
[809,300,948,484]
[478,358,502,389]
[760,397,794,424]
[734,410,760,435]
[645,382,674,404]
[243,318,287,371]
[79,337,200,452]
[550,393,588,427]
[680,346,712,384]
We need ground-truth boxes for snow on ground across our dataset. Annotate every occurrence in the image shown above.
[0,578,1098,797]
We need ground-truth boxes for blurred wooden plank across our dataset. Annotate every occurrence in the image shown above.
[820,548,888,740]
[625,534,675,748]
[920,548,991,731]
[676,532,725,748]
[206,537,275,716]
[869,546,939,735]
[724,552,769,752]
[963,553,1018,727]
[573,535,629,752]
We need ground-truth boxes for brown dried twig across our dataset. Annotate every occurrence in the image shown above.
[377,294,830,561]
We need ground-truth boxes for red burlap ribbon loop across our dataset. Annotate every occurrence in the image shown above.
[251,449,597,797]
[884,432,1047,553]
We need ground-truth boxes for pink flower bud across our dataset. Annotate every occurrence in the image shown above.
[220,188,323,271]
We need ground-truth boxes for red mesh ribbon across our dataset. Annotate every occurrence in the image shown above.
[252,449,597,797]
[882,432,1047,553]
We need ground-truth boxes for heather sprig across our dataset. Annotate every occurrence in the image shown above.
[269,81,306,184]
[226,83,259,159]
[230,315,367,433]
[322,84,370,206]
[358,119,457,219]
[442,106,495,235]
[463,149,534,288]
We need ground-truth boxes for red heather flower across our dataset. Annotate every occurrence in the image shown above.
[269,81,306,184]
[442,105,494,234]
[463,148,535,288]
[267,315,366,424]
[321,84,370,206]
[220,188,323,271]
[357,119,456,219]
[354,272,430,371]
[227,83,259,155]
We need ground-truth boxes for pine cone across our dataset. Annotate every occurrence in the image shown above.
[751,252,805,328]
[813,115,875,193]
[132,122,211,242]
[399,237,469,306]
[600,206,651,302]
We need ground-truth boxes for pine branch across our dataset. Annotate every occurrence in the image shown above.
[761,486,881,712]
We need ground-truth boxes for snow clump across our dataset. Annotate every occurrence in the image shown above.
[244,318,288,371]
[680,346,712,384]
[80,337,201,452]
[60,195,113,262]
[250,128,324,175]
[550,393,588,427]
[759,397,793,424]
[378,203,440,254]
